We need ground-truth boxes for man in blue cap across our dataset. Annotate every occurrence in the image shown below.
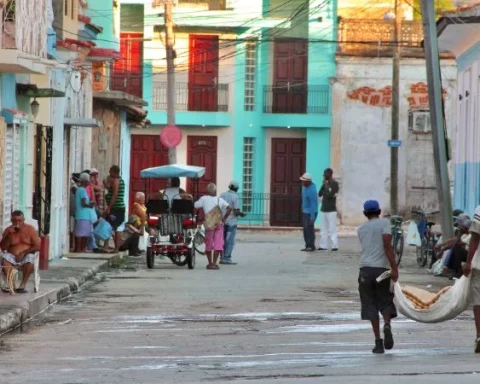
[357,200,399,354]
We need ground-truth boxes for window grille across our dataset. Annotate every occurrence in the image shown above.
[242,137,255,212]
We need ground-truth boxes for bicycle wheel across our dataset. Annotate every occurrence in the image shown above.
[194,231,206,255]
[395,232,404,266]
[416,237,428,267]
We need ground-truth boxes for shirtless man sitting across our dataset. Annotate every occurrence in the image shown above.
[0,211,41,293]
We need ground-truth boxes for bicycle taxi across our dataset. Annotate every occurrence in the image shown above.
[140,164,206,270]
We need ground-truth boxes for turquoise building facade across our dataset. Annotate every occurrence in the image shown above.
[125,0,337,226]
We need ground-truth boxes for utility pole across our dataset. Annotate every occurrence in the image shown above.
[390,0,401,215]
[165,0,176,164]
[420,0,454,239]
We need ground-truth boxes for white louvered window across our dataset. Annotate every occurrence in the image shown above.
[244,40,256,111]
[242,137,254,212]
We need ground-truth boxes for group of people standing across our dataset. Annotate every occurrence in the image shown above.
[194,181,245,270]
[300,168,340,252]
[70,165,127,254]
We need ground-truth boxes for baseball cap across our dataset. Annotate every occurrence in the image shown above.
[90,168,99,174]
[229,180,239,189]
[363,200,380,213]
[300,173,312,181]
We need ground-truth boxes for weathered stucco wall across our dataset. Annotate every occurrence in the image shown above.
[91,102,121,180]
[333,57,457,225]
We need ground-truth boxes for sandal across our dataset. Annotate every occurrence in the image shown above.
[212,264,220,270]
[15,288,28,294]
[206,265,215,270]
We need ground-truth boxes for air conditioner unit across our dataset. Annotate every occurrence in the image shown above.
[409,110,431,133]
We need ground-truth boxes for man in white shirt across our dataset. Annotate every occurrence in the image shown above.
[219,181,246,265]
[464,206,480,353]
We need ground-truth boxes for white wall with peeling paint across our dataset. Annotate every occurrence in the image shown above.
[331,57,457,225]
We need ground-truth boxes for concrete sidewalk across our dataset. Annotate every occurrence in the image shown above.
[0,252,125,335]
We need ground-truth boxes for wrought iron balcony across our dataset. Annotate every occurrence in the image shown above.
[1,0,48,58]
[263,84,329,114]
[337,19,423,56]
[153,82,229,112]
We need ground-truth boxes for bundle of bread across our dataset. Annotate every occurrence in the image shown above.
[401,286,451,310]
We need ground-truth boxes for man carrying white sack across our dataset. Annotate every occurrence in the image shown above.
[357,200,399,354]
[463,205,480,353]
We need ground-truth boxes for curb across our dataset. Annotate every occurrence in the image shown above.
[238,226,358,237]
[0,252,126,336]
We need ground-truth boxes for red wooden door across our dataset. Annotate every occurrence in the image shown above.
[187,136,217,196]
[273,39,308,113]
[188,35,219,112]
[112,32,143,98]
[129,135,169,212]
[270,138,306,227]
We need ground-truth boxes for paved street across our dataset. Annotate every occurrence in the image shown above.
[0,232,479,383]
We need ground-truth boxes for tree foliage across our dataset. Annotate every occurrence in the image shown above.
[412,0,456,20]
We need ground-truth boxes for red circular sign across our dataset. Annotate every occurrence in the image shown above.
[160,125,182,148]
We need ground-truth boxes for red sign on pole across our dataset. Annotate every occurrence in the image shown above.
[160,125,182,148]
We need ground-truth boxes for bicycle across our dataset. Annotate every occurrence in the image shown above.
[412,210,440,268]
[388,215,405,266]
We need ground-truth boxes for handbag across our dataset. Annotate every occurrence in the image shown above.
[204,198,223,230]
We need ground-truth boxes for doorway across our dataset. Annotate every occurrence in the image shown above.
[270,138,306,226]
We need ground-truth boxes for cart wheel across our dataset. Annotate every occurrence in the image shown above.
[187,247,196,270]
[146,247,155,269]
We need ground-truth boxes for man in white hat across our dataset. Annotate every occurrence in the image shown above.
[300,173,318,252]
[219,181,246,265]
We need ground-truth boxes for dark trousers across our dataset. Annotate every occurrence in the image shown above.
[302,213,316,249]
[120,234,140,255]
[447,247,467,278]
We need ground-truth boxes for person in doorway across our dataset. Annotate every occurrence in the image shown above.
[357,200,399,354]
[69,173,81,251]
[220,181,246,265]
[194,183,232,270]
[74,173,96,252]
[104,165,126,252]
[300,173,318,252]
[318,168,339,251]
[0,211,41,293]
[463,205,480,353]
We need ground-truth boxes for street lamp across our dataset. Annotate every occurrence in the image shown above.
[30,98,40,119]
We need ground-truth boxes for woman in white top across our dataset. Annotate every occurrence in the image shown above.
[194,183,231,270]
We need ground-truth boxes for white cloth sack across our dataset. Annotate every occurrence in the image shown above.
[138,231,149,252]
[406,221,421,246]
[393,276,472,323]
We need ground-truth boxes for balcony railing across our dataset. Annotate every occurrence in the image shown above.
[0,0,48,58]
[153,82,229,112]
[263,84,329,114]
[152,0,229,11]
[338,19,423,55]
[111,70,143,99]
[92,61,143,99]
